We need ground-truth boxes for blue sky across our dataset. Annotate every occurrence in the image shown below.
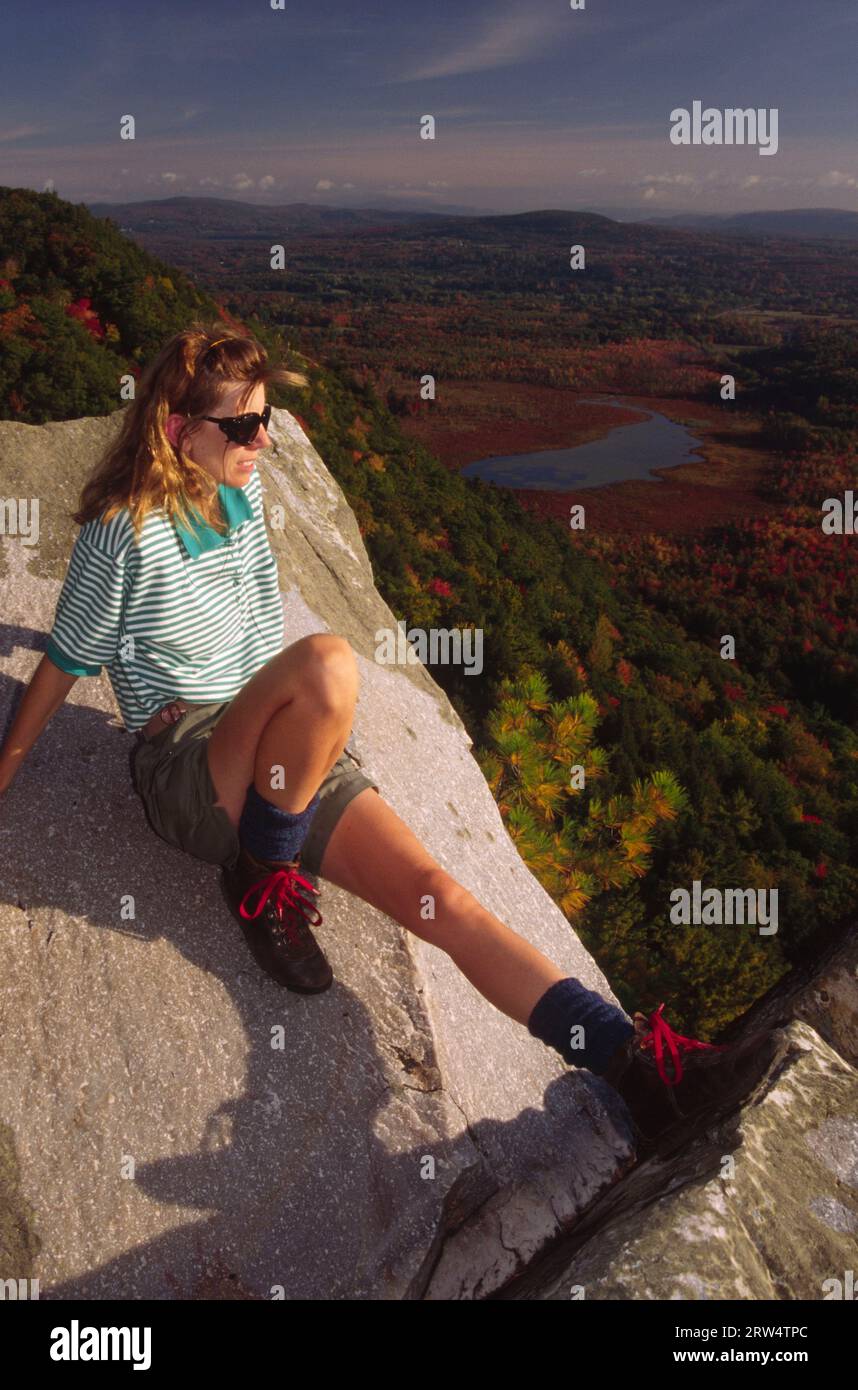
[1,0,855,217]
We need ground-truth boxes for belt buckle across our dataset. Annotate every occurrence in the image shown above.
[160,699,187,727]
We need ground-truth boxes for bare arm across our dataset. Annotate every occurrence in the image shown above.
[0,653,79,795]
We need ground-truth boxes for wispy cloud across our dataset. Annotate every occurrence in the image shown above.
[819,169,858,189]
[638,173,698,186]
[0,124,44,143]
[388,4,564,82]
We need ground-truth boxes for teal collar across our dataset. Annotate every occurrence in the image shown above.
[173,483,254,558]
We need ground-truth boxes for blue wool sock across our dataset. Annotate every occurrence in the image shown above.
[238,783,321,865]
[527,977,635,1075]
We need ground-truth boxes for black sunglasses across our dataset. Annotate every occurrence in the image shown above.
[196,403,272,446]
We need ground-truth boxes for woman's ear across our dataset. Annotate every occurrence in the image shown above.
[164,413,184,448]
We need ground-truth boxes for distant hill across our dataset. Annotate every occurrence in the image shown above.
[638,207,858,241]
[87,196,447,238]
[87,197,621,243]
[87,197,858,246]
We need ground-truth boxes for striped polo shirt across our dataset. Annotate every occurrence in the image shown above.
[46,465,284,732]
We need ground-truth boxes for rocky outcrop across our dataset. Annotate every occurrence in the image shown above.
[495,1017,858,1300]
[0,406,635,1300]
[495,928,858,1299]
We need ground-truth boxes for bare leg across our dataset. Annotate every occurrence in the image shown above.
[207,634,358,822]
[317,787,566,1025]
[208,635,564,1024]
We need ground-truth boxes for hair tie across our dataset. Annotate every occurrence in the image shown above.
[185,335,229,378]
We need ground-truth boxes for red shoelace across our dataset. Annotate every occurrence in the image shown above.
[639,1003,728,1086]
[239,864,322,946]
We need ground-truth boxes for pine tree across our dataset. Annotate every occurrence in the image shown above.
[477,673,687,918]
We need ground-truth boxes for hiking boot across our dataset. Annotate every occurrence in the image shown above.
[220,844,333,993]
[601,1003,777,1158]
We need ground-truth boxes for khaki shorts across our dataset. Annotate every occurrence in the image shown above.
[130,700,379,877]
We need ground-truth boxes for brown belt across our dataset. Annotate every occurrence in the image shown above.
[137,699,208,742]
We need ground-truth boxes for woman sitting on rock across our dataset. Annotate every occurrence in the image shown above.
[0,324,768,1155]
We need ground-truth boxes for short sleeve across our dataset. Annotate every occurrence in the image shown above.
[46,529,128,677]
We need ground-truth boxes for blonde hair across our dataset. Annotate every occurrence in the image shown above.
[73,321,308,539]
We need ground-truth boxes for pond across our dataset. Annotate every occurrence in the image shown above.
[461,397,705,490]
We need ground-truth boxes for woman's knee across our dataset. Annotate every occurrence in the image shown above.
[410,865,476,943]
[285,634,358,717]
